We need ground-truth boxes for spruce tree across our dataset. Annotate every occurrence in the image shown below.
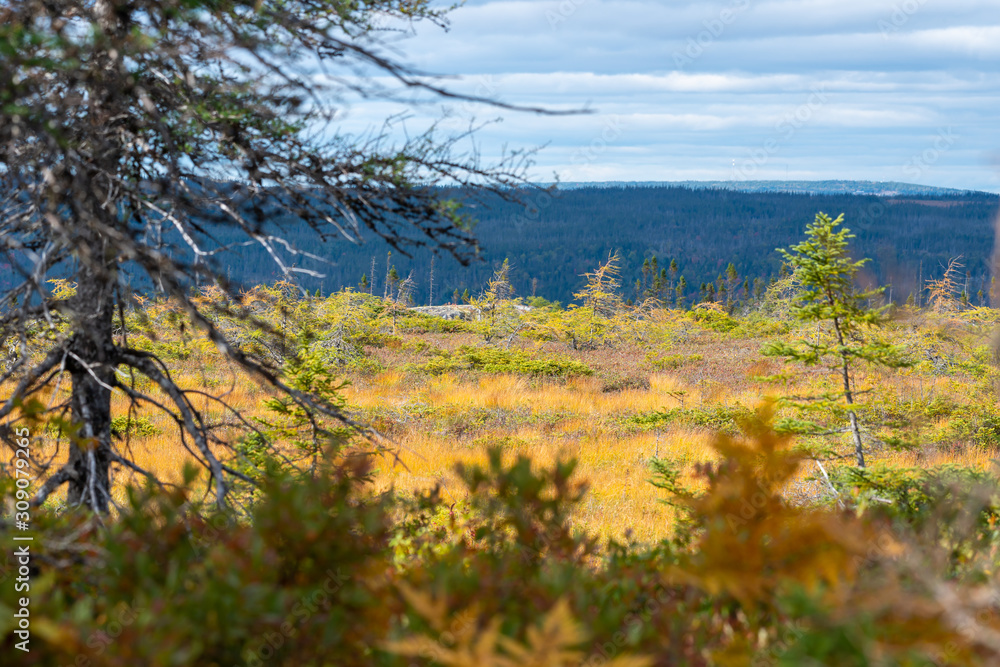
[724,263,739,312]
[763,213,909,468]
[387,266,400,300]
[675,276,687,309]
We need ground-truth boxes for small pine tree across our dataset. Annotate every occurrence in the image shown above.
[676,276,687,309]
[763,213,909,468]
[387,266,400,300]
[926,257,965,313]
[383,272,416,334]
[428,255,435,307]
[383,251,393,298]
[724,263,739,312]
[571,251,624,349]
[472,258,520,344]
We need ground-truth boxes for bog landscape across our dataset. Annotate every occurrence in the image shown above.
[3,1,1000,666]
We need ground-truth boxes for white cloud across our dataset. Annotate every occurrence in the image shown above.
[328,0,1000,191]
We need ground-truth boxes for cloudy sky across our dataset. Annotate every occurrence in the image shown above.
[340,0,1000,192]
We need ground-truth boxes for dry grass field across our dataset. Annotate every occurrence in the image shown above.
[9,288,1000,547]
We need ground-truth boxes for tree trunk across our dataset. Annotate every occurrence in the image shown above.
[832,316,865,468]
[65,248,116,512]
[846,407,865,468]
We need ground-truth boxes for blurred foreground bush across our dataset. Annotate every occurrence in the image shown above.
[4,408,1000,665]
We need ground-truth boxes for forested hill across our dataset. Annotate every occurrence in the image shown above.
[5,186,995,306]
[198,186,999,307]
[552,180,977,196]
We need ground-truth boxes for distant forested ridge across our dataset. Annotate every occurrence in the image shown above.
[551,179,978,196]
[5,186,997,306]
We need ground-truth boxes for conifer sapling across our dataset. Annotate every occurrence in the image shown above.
[763,213,909,467]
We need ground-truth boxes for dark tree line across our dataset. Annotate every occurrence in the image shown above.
[109,186,999,308]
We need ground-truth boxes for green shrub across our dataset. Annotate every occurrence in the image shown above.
[411,345,592,377]
[396,313,474,334]
[950,405,1000,448]
[110,415,160,438]
[828,464,1000,575]
[627,404,754,434]
[687,306,740,333]
[411,349,467,375]
[462,346,592,376]
[344,355,386,375]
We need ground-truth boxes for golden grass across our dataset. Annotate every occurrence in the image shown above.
[4,313,1000,544]
[370,427,692,544]
[346,371,694,417]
